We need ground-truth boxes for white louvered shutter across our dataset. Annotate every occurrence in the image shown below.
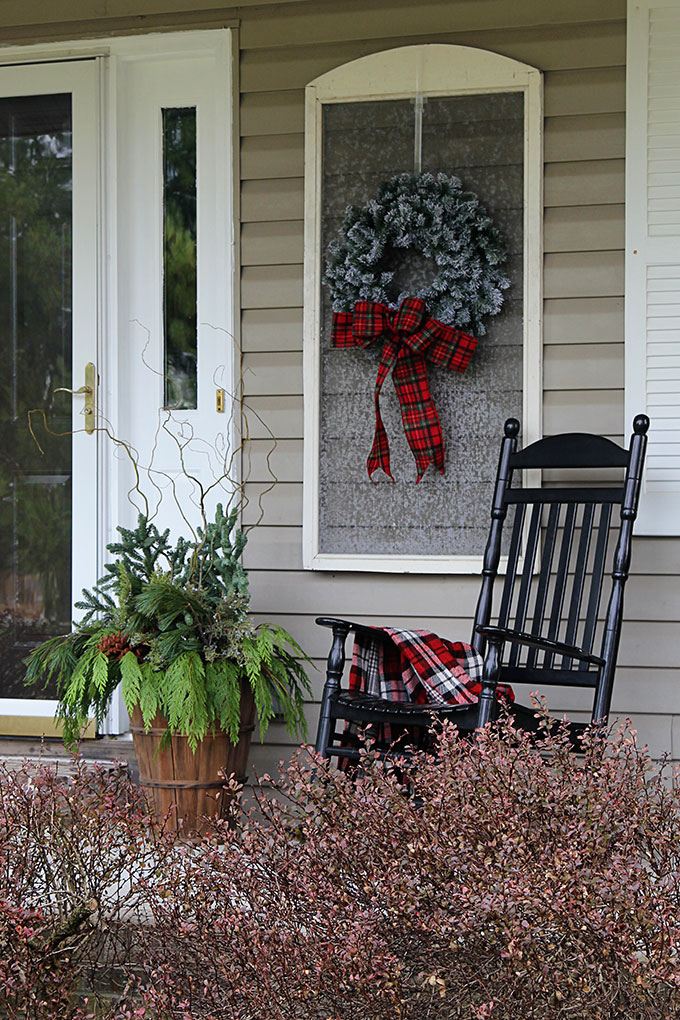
[626,0,680,533]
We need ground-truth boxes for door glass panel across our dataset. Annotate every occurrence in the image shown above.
[0,94,72,699]
[162,106,197,409]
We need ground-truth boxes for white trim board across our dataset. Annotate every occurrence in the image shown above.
[625,0,680,535]
[302,44,543,574]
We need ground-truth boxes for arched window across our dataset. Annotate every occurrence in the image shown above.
[303,44,543,572]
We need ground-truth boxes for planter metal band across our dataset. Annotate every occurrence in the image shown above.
[138,775,247,790]
[130,725,256,737]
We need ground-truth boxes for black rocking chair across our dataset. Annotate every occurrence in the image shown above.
[315,415,649,762]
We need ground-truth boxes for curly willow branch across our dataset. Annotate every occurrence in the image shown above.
[26,320,280,540]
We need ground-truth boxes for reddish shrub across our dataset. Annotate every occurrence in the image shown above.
[3,715,680,1020]
[0,759,173,1019]
[0,900,86,1020]
[134,714,680,1019]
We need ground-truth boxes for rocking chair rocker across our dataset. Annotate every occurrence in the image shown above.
[315,415,649,762]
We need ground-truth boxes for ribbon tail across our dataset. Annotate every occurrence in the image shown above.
[393,348,445,482]
[367,407,394,481]
[367,337,400,481]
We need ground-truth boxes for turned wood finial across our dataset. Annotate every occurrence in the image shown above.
[504,418,520,438]
[633,414,650,435]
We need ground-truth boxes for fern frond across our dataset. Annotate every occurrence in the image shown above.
[120,651,142,709]
[206,661,243,744]
[138,663,161,729]
[255,626,274,667]
[161,653,208,749]
[92,652,110,696]
[181,656,209,752]
[162,653,194,730]
[253,675,274,742]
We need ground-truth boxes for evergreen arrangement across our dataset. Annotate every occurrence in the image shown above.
[24,505,312,749]
[324,172,510,335]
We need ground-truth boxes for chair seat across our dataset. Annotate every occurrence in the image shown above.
[331,689,477,727]
[330,690,589,746]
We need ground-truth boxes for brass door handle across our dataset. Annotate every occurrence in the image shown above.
[55,362,97,434]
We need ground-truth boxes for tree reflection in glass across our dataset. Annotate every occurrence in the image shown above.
[0,94,72,699]
[162,107,197,410]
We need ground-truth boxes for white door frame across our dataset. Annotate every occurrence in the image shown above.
[0,30,236,735]
[104,31,235,732]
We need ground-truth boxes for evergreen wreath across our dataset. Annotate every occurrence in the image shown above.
[324,172,510,335]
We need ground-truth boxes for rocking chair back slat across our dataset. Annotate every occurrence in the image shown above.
[543,502,577,668]
[497,502,525,631]
[505,487,624,504]
[561,503,596,669]
[508,502,543,666]
[509,432,631,470]
[579,502,613,669]
[526,501,561,668]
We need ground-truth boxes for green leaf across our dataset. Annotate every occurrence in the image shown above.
[253,670,274,742]
[182,656,209,751]
[163,653,193,730]
[66,647,97,705]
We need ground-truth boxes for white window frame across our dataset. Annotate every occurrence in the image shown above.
[302,44,543,573]
[625,0,680,534]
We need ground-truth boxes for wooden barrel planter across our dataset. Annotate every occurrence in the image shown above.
[130,681,256,833]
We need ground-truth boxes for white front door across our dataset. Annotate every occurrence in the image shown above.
[0,60,99,734]
[0,33,234,736]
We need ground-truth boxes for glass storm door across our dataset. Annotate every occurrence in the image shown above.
[0,61,98,735]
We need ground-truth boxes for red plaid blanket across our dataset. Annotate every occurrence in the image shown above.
[346,627,514,748]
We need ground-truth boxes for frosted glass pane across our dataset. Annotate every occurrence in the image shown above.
[319,92,524,558]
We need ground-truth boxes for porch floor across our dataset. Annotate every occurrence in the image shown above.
[0,733,139,783]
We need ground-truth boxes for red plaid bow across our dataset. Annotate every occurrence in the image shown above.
[331,298,477,481]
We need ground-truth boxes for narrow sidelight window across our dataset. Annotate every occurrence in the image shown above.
[162,107,197,409]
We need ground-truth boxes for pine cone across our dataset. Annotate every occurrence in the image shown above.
[97,631,133,662]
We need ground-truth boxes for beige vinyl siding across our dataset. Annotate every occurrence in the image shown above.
[236,0,680,771]
[0,0,675,767]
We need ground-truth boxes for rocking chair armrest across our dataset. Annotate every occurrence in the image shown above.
[475,625,605,667]
[315,617,388,639]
